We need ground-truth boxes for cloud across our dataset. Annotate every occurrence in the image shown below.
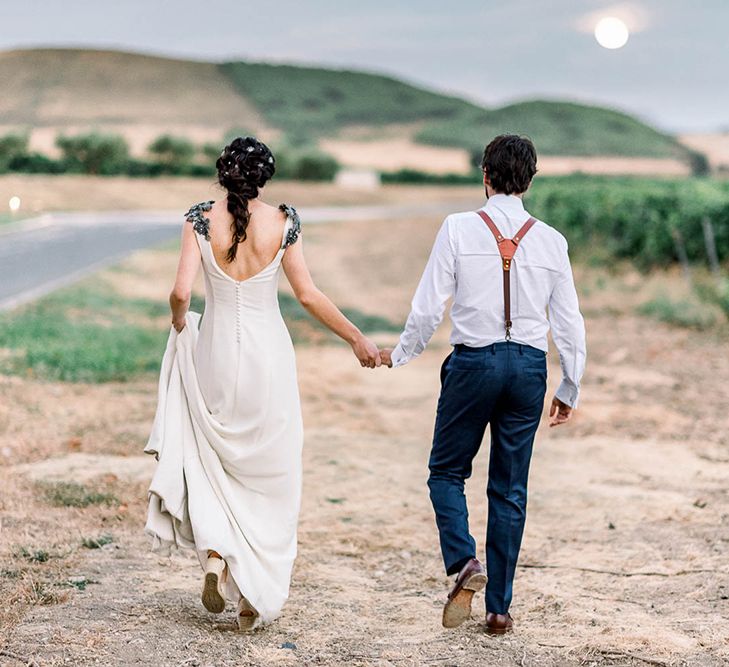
[574,2,651,33]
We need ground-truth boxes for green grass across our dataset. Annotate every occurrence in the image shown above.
[0,272,400,383]
[81,534,114,549]
[695,277,729,318]
[220,62,687,159]
[15,547,51,563]
[0,281,169,382]
[38,481,119,508]
[278,292,402,344]
[638,295,716,330]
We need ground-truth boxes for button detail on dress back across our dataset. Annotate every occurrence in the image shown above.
[235,283,242,342]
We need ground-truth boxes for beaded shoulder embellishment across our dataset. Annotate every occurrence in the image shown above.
[184,200,214,240]
[279,203,301,248]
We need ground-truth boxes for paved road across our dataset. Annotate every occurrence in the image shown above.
[0,202,469,312]
[0,212,181,311]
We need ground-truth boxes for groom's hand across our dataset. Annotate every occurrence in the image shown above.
[549,397,572,427]
[379,348,393,368]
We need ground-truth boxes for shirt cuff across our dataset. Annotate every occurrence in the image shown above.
[555,379,580,409]
[390,342,409,368]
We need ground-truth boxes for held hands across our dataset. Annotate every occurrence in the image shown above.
[549,397,572,427]
[351,334,382,368]
[350,336,396,369]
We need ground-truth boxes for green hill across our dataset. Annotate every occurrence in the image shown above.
[219,62,481,137]
[415,100,684,158]
[219,62,686,159]
[0,47,687,160]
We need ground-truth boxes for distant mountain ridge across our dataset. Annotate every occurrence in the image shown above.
[0,47,688,162]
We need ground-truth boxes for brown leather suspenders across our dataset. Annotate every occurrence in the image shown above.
[475,210,537,341]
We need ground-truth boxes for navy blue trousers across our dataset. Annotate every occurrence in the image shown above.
[427,341,547,614]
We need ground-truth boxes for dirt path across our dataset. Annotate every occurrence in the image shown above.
[2,212,729,666]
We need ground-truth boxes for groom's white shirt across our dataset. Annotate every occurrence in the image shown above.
[390,194,586,408]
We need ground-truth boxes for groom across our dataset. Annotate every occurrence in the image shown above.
[380,134,586,634]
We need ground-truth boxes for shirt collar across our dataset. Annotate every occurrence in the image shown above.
[482,193,526,214]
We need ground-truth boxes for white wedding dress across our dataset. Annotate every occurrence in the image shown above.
[144,200,304,627]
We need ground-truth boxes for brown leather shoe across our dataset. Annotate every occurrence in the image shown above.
[442,558,487,628]
[484,611,513,635]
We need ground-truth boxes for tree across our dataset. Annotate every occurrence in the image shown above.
[201,142,223,163]
[687,149,711,177]
[56,132,129,175]
[0,132,29,172]
[148,134,196,168]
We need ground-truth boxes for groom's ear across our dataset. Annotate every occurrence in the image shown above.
[482,170,491,188]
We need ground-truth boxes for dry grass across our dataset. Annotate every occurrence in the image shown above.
[1,200,728,665]
[0,174,484,217]
[320,136,473,174]
[680,132,729,171]
[0,48,270,153]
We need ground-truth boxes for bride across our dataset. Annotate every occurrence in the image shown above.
[143,136,382,630]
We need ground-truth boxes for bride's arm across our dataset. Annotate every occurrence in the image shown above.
[169,222,201,332]
[282,236,381,368]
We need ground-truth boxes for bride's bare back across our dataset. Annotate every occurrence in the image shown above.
[206,199,288,282]
[169,135,380,369]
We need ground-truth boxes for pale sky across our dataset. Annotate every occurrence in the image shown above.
[1,0,727,132]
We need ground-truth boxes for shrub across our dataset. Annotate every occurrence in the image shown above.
[273,146,340,181]
[525,176,729,268]
[55,132,130,175]
[687,149,711,177]
[381,168,481,185]
[293,150,339,181]
[7,152,66,174]
[148,134,196,166]
[0,132,29,172]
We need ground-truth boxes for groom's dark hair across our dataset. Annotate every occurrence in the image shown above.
[481,134,537,195]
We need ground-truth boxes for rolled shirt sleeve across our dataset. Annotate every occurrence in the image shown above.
[548,239,586,408]
[390,217,456,367]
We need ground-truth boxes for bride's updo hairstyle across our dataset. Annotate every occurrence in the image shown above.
[216,136,276,263]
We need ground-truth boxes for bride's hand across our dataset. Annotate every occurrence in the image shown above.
[351,334,381,368]
[172,318,186,333]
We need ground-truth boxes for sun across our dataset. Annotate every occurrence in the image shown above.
[594,16,630,49]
